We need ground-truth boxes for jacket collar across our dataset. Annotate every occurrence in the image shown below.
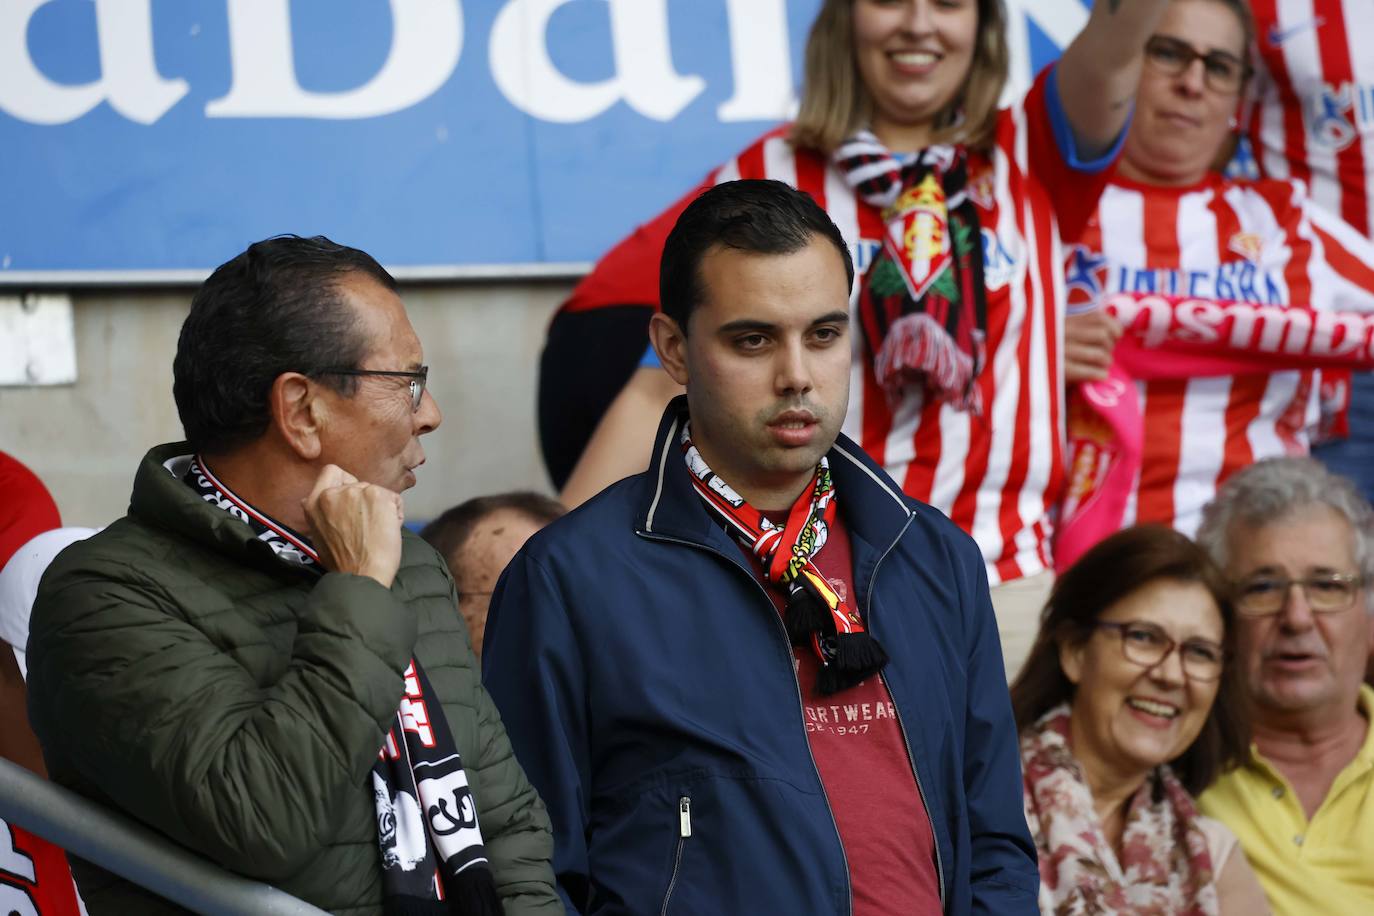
[635,397,913,556]
[129,442,315,578]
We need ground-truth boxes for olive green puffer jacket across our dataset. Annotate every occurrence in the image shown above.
[26,444,560,914]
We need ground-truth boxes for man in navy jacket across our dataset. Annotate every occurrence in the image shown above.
[484,179,1038,914]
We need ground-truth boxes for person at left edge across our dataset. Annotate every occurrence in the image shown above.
[483,180,1038,915]
[25,236,561,915]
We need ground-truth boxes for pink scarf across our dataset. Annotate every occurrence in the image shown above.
[1054,293,1374,570]
[1021,705,1219,916]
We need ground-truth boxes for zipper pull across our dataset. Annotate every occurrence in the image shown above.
[678,796,692,838]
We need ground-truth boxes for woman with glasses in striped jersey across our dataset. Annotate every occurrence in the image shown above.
[1058,0,1374,567]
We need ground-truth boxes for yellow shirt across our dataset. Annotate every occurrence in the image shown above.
[1199,685,1374,916]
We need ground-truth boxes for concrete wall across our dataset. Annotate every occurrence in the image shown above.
[0,281,572,528]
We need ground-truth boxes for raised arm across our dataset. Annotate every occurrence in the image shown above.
[1056,0,1172,156]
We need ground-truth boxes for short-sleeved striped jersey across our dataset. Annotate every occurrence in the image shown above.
[1069,172,1374,536]
[1246,0,1374,234]
[564,69,1116,584]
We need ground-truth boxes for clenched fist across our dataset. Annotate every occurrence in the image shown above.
[1064,308,1123,383]
[302,464,405,589]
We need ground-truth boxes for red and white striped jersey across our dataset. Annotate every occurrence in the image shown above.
[1069,172,1374,536]
[1246,0,1374,234]
[566,69,1112,584]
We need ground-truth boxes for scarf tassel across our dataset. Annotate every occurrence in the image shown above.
[783,582,830,644]
[817,633,891,696]
[874,311,982,410]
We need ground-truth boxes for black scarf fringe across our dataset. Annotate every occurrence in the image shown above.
[817,633,890,695]
[788,575,889,695]
[783,583,830,644]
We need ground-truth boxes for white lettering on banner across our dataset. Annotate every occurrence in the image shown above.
[0,0,1084,126]
[489,0,704,123]
[205,0,462,119]
[716,0,794,122]
[1103,293,1374,364]
[0,0,188,125]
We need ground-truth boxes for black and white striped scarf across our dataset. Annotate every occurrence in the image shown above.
[178,455,501,915]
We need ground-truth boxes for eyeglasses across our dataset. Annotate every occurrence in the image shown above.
[1093,620,1225,682]
[1232,573,1364,617]
[1144,35,1249,93]
[317,366,429,412]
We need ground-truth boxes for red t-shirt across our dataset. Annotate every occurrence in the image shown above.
[746,512,941,915]
[1,818,83,914]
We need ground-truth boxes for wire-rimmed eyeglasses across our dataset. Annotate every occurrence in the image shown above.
[318,366,429,412]
[1232,573,1365,617]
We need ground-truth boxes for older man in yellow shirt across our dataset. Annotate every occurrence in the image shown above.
[1196,457,1374,915]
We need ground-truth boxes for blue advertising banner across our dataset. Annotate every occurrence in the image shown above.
[0,0,1090,281]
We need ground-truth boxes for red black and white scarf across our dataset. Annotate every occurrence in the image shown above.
[834,131,988,411]
[179,455,500,916]
[680,425,887,694]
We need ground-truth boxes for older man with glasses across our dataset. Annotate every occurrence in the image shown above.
[24,235,559,914]
[1195,456,1374,914]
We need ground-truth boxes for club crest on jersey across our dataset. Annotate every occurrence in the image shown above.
[884,172,952,300]
[1228,232,1263,263]
[1065,244,1109,310]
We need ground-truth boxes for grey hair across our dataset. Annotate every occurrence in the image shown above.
[1196,456,1374,582]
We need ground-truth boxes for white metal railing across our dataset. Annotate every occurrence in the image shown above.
[0,757,328,916]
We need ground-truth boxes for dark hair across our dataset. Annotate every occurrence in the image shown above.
[659,179,854,334]
[1010,525,1249,795]
[172,234,397,455]
[420,491,566,590]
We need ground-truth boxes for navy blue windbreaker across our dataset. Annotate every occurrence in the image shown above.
[483,403,1038,914]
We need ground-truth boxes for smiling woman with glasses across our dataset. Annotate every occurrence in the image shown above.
[1011,525,1269,914]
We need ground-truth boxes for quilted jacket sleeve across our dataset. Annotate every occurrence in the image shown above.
[26,563,416,881]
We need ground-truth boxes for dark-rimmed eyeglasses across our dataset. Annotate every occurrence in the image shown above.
[1093,620,1225,682]
[318,366,429,412]
[1144,35,1249,93]
[1232,573,1364,617]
